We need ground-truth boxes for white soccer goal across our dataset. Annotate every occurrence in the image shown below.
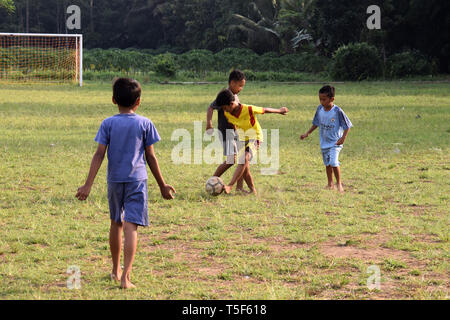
[0,33,83,86]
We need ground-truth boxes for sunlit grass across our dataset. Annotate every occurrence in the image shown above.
[0,81,449,299]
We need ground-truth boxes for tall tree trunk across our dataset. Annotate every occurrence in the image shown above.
[64,0,68,34]
[36,1,41,32]
[56,0,60,33]
[17,1,23,32]
[25,0,29,33]
[90,0,95,32]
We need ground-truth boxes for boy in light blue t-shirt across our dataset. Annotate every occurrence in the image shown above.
[76,78,176,289]
[301,85,352,193]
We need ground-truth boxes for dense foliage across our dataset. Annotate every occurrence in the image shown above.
[0,0,448,75]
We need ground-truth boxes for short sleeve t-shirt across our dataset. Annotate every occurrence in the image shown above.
[95,113,161,182]
[312,105,352,149]
[224,104,265,142]
[210,91,240,141]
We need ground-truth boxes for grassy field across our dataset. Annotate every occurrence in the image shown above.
[0,81,449,300]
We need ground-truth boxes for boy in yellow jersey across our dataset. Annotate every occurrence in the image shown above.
[215,89,288,194]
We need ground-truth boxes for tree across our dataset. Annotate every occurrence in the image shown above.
[0,0,15,13]
[227,0,281,53]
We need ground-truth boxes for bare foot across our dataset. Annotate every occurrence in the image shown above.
[325,184,335,190]
[236,188,251,194]
[249,188,258,195]
[120,273,136,289]
[224,185,232,194]
[110,272,122,282]
[120,281,136,289]
[337,184,345,193]
[120,278,136,289]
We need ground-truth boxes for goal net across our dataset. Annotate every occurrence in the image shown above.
[0,33,83,86]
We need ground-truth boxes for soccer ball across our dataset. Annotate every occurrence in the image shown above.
[205,176,224,196]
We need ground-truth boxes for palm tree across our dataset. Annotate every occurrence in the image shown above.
[228,0,281,53]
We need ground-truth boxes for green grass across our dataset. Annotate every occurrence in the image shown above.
[0,81,449,300]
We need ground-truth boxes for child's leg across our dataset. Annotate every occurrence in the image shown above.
[330,146,344,192]
[326,166,334,189]
[109,220,123,281]
[214,161,233,177]
[332,166,344,193]
[243,164,256,194]
[236,176,245,191]
[224,152,251,194]
[215,157,245,191]
[121,221,138,289]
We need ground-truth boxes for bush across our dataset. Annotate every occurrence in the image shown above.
[177,49,214,74]
[331,43,383,81]
[153,53,177,77]
[386,51,435,78]
[279,53,330,73]
[254,52,282,72]
[214,48,259,72]
[84,48,154,72]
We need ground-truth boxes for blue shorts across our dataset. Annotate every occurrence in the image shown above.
[107,180,148,227]
[321,146,343,167]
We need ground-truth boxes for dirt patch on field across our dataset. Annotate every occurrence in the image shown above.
[320,242,412,264]
[315,232,449,299]
[319,233,422,266]
[142,237,229,282]
[394,202,437,216]
[249,236,312,252]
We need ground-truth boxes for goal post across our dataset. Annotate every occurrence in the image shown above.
[0,33,83,86]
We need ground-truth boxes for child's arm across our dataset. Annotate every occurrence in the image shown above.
[336,128,350,145]
[145,144,176,200]
[264,107,289,115]
[300,125,318,140]
[206,106,214,134]
[76,144,107,201]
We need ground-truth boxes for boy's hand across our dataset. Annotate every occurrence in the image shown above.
[76,184,92,201]
[279,107,289,115]
[160,184,176,200]
[300,133,308,140]
[336,137,345,146]
[206,126,214,135]
[336,137,346,145]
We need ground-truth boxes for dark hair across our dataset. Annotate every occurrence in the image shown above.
[319,85,335,98]
[113,78,142,108]
[216,89,235,107]
[228,69,246,84]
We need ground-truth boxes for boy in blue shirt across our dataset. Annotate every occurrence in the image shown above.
[76,78,175,289]
[301,85,353,193]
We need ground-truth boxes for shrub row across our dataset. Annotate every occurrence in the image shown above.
[83,48,331,77]
[84,46,437,81]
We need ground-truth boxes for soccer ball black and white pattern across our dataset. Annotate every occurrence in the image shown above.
[205,176,224,196]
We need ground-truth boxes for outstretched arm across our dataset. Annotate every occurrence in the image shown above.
[145,144,176,200]
[76,144,107,201]
[264,107,289,115]
[300,125,318,140]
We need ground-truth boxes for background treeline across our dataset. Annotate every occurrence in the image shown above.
[1,0,449,79]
